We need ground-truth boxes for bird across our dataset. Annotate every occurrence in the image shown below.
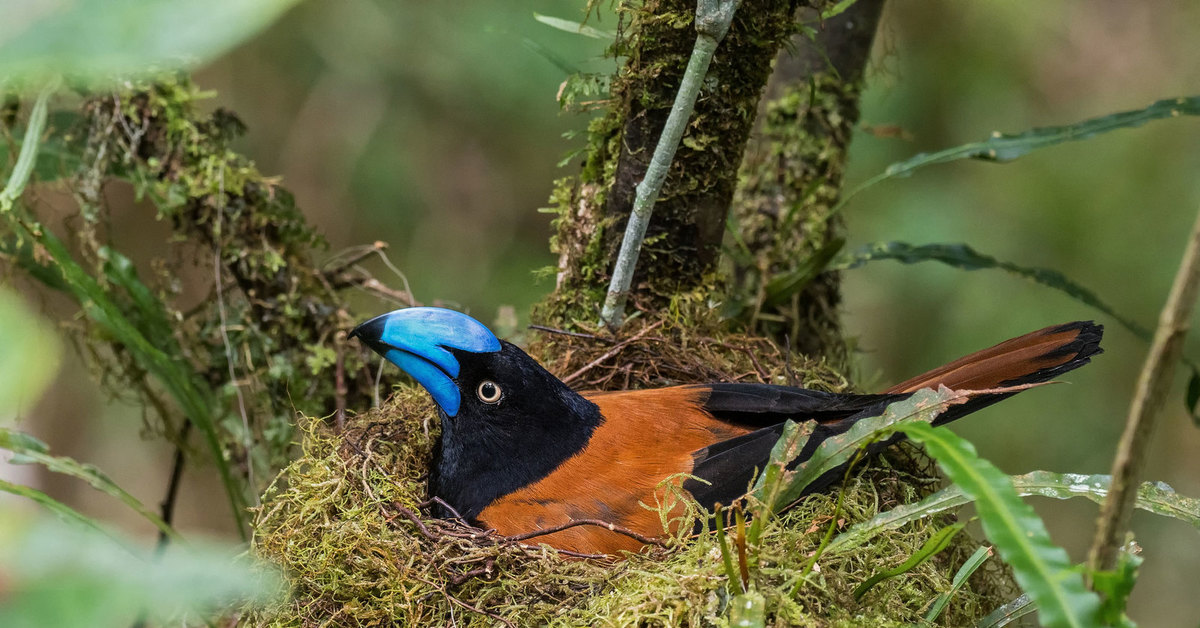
[350,307,1103,555]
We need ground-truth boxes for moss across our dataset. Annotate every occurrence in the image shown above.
[246,312,1015,626]
[54,75,380,489]
[728,73,866,368]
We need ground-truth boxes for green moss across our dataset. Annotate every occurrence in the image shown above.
[728,73,865,366]
[56,75,379,489]
[247,402,1007,626]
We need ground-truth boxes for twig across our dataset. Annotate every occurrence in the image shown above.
[322,241,387,277]
[446,558,497,586]
[504,518,667,547]
[707,339,770,383]
[334,334,347,432]
[599,0,742,329]
[528,324,615,344]
[388,502,440,541]
[360,277,421,307]
[1088,206,1200,574]
[154,422,191,555]
[423,496,467,522]
[561,320,664,385]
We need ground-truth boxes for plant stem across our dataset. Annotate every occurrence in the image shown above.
[1087,205,1200,573]
[599,0,740,329]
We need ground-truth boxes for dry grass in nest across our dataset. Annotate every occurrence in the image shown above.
[244,315,1017,626]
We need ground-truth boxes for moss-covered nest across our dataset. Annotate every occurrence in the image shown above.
[245,314,1016,626]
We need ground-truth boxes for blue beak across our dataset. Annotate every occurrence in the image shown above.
[350,307,501,416]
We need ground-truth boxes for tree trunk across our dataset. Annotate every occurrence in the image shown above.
[541,0,886,373]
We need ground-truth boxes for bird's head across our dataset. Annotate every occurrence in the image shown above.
[349,307,601,518]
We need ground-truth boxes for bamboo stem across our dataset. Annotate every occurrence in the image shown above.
[1087,206,1200,573]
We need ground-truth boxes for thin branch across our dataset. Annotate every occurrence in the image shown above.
[504,518,667,547]
[528,324,615,344]
[388,502,440,542]
[1088,205,1200,573]
[154,421,191,555]
[334,334,347,432]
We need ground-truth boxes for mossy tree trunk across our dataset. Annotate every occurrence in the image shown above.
[540,0,885,372]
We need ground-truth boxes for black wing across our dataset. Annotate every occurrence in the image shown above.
[684,385,906,510]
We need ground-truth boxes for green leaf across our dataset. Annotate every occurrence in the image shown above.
[820,0,860,19]
[0,0,302,85]
[533,13,616,40]
[1091,548,1141,628]
[978,594,1037,628]
[0,427,180,542]
[521,38,580,75]
[926,545,993,623]
[0,289,60,418]
[18,224,247,538]
[0,479,114,540]
[893,423,1102,628]
[746,419,814,544]
[1018,472,1200,529]
[836,96,1200,213]
[828,471,1200,554]
[852,520,967,601]
[0,513,280,628]
[0,112,82,183]
[762,236,845,307]
[0,79,57,212]
[832,241,1152,342]
[752,386,964,510]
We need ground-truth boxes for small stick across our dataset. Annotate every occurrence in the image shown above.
[154,422,192,555]
[1088,206,1200,574]
[561,320,664,385]
[505,518,667,547]
[528,324,614,344]
[388,502,440,541]
[334,335,347,432]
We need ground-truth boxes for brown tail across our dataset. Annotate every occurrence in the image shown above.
[884,321,1104,394]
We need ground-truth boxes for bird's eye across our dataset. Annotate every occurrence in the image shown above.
[476,380,502,404]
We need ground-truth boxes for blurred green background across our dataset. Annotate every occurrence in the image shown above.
[10,0,1199,624]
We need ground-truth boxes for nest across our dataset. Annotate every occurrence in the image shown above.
[245,315,1016,626]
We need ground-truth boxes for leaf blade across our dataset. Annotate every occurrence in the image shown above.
[893,423,1102,628]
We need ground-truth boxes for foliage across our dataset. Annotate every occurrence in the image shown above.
[894,422,1102,628]
[0,513,280,628]
[0,288,277,626]
[0,0,302,84]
